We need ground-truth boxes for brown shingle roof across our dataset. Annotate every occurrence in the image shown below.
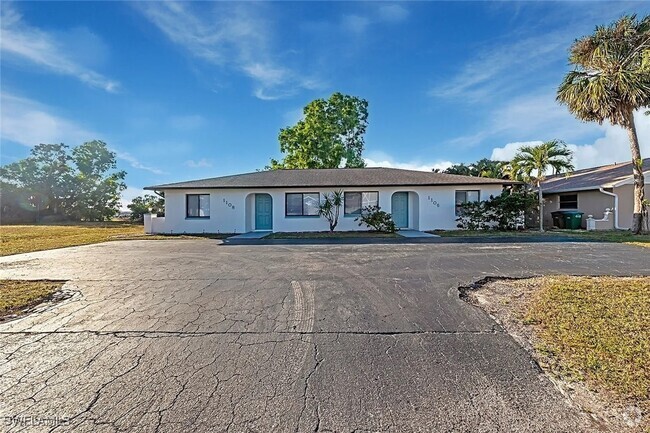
[145,167,517,190]
[541,158,650,194]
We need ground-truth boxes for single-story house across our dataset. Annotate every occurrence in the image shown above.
[541,158,650,230]
[143,168,516,234]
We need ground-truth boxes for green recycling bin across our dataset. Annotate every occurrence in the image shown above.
[562,211,584,229]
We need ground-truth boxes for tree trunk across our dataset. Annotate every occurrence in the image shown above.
[538,181,544,232]
[626,113,646,234]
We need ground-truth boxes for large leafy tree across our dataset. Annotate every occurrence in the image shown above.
[270,92,369,169]
[512,140,574,231]
[69,140,126,221]
[0,143,73,215]
[1,140,127,222]
[557,14,650,233]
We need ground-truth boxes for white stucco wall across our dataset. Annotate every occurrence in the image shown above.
[152,185,505,234]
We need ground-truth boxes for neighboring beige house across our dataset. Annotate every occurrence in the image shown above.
[541,158,650,230]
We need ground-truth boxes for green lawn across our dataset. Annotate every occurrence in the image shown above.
[266,231,399,239]
[525,276,650,409]
[430,229,650,247]
[0,223,232,256]
[0,280,65,319]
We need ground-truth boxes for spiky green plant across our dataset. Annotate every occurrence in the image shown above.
[512,140,574,231]
[557,14,650,233]
[318,190,344,232]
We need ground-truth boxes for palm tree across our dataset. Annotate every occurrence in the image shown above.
[501,160,524,182]
[444,159,505,178]
[475,159,506,179]
[557,15,650,233]
[512,140,574,231]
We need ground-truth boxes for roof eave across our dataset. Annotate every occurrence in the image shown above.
[145,181,520,190]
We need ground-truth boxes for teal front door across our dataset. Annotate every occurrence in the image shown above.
[255,194,273,230]
[392,192,409,228]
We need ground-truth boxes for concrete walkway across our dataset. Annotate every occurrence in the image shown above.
[227,231,272,240]
[397,229,440,238]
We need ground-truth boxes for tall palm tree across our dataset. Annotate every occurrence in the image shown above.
[557,14,650,233]
[512,140,574,231]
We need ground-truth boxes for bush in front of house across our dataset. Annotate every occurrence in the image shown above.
[355,205,397,233]
[456,190,537,231]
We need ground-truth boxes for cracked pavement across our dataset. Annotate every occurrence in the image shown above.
[0,240,648,432]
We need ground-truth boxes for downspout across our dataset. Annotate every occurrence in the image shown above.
[598,187,622,230]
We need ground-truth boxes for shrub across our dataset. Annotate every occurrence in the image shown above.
[355,205,396,232]
[456,190,537,231]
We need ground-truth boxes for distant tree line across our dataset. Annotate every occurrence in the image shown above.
[0,141,126,223]
[127,194,164,222]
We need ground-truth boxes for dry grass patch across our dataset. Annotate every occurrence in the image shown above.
[0,223,233,256]
[526,276,650,403]
[466,275,650,431]
[432,229,650,248]
[0,223,144,256]
[0,280,65,319]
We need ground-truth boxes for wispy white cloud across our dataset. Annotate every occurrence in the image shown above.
[184,158,212,168]
[0,93,95,147]
[446,91,596,148]
[490,111,650,170]
[365,151,453,172]
[428,3,635,103]
[1,92,164,175]
[341,3,409,34]
[341,15,372,34]
[429,30,569,102]
[376,4,409,23]
[115,151,166,175]
[136,2,324,100]
[0,3,119,92]
[429,3,648,169]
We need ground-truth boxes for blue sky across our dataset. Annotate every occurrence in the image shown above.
[1,1,649,207]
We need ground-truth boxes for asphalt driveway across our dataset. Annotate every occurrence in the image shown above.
[0,240,648,432]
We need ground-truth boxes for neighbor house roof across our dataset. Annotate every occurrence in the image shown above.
[541,158,650,194]
[145,167,517,190]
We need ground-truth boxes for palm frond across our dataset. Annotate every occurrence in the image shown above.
[557,14,650,126]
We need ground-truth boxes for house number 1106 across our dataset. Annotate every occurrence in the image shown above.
[427,196,440,207]
[223,198,235,210]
